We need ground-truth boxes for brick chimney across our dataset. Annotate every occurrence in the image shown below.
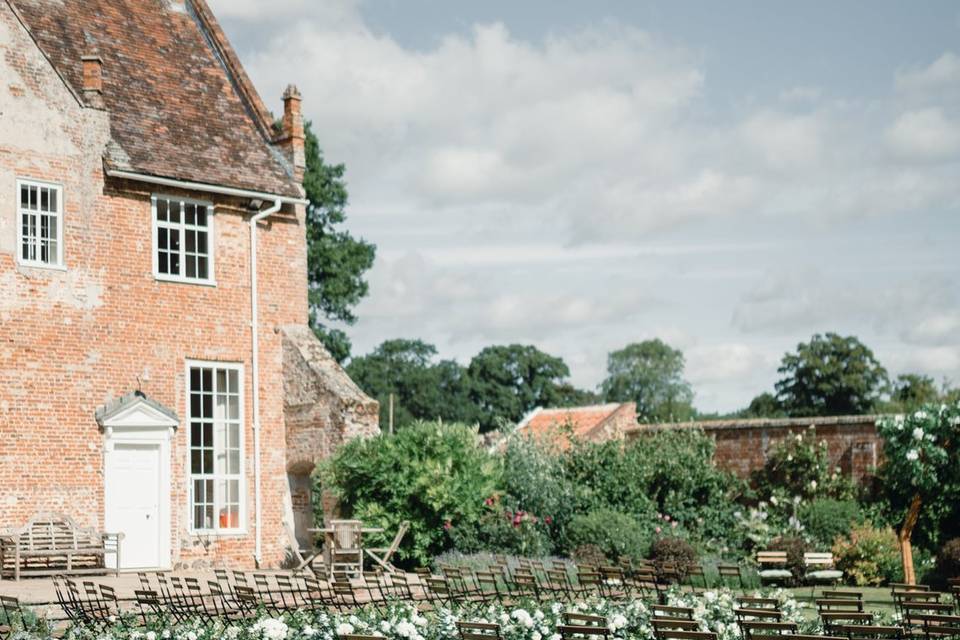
[81,54,104,109]
[278,85,306,182]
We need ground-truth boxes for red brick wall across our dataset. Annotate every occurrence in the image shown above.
[628,417,883,483]
[0,4,308,568]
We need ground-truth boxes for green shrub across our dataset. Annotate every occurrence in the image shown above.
[501,433,575,553]
[318,421,501,568]
[768,535,812,583]
[572,544,609,567]
[832,522,904,586]
[650,535,698,579]
[563,430,743,548]
[448,494,552,558]
[800,498,863,547]
[567,509,652,562]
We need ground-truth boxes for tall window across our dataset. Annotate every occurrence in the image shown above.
[17,179,63,268]
[154,196,213,283]
[188,363,242,532]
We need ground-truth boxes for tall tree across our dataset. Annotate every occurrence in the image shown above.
[889,374,942,411]
[345,339,475,428]
[303,121,376,362]
[740,391,786,418]
[775,333,888,417]
[600,339,694,422]
[467,344,573,431]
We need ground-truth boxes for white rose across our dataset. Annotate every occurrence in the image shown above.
[336,624,355,636]
[906,449,919,461]
[913,427,924,441]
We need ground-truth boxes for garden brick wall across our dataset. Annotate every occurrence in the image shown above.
[625,416,883,483]
[0,3,377,569]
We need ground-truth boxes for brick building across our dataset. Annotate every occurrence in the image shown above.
[516,402,637,450]
[0,0,378,570]
[624,415,883,483]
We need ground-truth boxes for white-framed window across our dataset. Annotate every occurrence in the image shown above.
[153,195,215,285]
[186,361,244,533]
[16,178,64,269]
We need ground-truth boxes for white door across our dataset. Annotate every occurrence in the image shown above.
[105,443,162,569]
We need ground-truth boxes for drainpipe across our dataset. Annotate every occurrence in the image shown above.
[250,199,282,568]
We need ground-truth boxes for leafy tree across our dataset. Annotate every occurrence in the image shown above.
[888,374,944,411]
[303,122,376,362]
[740,392,787,418]
[876,404,960,583]
[467,345,573,431]
[600,339,695,422]
[775,333,888,417]
[345,339,474,428]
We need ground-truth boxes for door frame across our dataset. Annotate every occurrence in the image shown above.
[102,402,176,571]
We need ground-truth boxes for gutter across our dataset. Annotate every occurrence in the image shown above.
[107,168,308,567]
[105,169,308,206]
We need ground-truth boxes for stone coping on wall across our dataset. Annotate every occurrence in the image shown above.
[624,414,883,435]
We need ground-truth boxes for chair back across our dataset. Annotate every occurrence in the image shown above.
[803,552,836,568]
[458,622,503,640]
[837,625,904,639]
[563,613,606,626]
[557,624,611,640]
[652,605,695,620]
[757,551,788,566]
[331,520,363,551]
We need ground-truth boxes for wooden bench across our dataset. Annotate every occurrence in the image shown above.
[0,513,122,581]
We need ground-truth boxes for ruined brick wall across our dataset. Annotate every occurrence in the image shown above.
[281,325,379,546]
[0,3,311,569]
[626,416,883,483]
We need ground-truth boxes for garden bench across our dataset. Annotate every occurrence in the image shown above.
[0,513,122,580]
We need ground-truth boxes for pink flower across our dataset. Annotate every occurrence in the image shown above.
[544,516,553,524]
[671,521,678,528]
[664,514,671,522]
[655,526,662,534]
[443,520,452,530]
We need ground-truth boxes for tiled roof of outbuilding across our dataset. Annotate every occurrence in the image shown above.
[8,0,302,198]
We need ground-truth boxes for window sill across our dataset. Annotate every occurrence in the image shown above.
[17,260,67,272]
[154,273,217,287]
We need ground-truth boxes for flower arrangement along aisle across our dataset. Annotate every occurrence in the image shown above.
[50,591,816,640]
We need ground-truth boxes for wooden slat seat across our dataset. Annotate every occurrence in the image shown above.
[0,513,122,580]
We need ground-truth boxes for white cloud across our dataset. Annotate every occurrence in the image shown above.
[886,108,960,160]
[208,4,960,411]
[895,51,960,94]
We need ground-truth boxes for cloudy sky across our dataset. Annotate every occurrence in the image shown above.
[209,0,960,413]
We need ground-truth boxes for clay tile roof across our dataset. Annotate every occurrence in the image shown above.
[517,403,635,450]
[9,0,301,198]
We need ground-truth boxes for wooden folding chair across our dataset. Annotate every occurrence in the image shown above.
[557,624,611,640]
[652,618,700,640]
[0,596,26,640]
[652,605,695,621]
[739,620,798,640]
[717,564,744,590]
[654,631,716,640]
[820,611,875,635]
[458,622,503,640]
[838,625,905,639]
[912,613,960,639]
[364,521,409,574]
